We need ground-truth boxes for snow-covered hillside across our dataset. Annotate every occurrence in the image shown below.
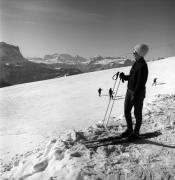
[0,56,175,158]
[0,56,175,179]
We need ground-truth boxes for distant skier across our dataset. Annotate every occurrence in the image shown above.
[109,88,113,100]
[152,78,157,86]
[119,44,149,139]
[98,88,102,97]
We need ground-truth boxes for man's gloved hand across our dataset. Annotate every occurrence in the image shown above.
[119,72,124,79]
[119,72,125,83]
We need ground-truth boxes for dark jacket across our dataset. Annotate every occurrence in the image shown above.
[123,57,148,97]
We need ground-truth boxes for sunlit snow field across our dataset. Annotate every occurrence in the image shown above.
[0,56,175,161]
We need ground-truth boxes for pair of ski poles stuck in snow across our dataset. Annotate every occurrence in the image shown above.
[102,72,121,128]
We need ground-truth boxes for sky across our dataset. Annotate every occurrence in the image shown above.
[0,0,175,59]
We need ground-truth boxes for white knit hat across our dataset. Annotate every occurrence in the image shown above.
[133,44,149,57]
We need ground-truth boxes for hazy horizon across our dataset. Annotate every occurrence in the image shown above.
[0,0,175,59]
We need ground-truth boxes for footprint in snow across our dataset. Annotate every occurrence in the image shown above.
[33,159,48,172]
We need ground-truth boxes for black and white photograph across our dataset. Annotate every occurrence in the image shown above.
[0,0,175,179]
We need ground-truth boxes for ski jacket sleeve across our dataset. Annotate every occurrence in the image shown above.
[123,74,130,81]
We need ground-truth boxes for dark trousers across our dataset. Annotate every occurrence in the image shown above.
[124,89,145,133]
[109,94,113,99]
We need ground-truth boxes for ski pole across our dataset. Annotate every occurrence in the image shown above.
[102,72,119,126]
[105,78,121,127]
[112,72,119,81]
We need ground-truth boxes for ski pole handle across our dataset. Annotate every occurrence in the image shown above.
[112,72,120,80]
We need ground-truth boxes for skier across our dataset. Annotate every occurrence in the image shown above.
[98,88,102,97]
[119,44,149,139]
[152,78,157,86]
[109,88,113,100]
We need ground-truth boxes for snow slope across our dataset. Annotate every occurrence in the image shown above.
[1,94,175,179]
[0,56,175,163]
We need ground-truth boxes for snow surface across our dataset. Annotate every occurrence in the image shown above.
[1,94,175,179]
[0,56,175,163]
[93,58,126,65]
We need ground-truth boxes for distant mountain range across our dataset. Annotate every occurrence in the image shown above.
[28,53,134,73]
[0,42,147,87]
[28,54,89,64]
[0,42,82,87]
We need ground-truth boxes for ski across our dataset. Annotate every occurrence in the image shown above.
[81,133,122,144]
[84,131,161,149]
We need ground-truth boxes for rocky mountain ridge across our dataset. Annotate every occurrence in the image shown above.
[0,42,163,88]
[29,54,134,73]
[0,42,82,87]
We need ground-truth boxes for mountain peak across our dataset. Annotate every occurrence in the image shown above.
[0,41,24,61]
[0,42,20,51]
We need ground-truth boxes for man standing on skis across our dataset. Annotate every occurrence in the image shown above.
[119,44,149,139]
